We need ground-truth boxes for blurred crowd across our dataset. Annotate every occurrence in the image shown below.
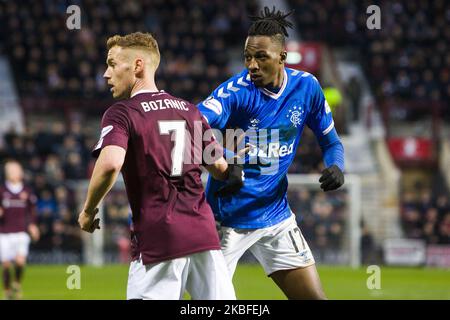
[289,188,347,251]
[103,191,132,263]
[289,0,449,108]
[0,0,258,103]
[400,188,450,244]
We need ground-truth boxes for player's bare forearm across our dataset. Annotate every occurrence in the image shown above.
[28,223,40,242]
[83,167,119,212]
[83,146,125,213]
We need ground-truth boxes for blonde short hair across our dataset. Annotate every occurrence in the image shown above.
[107,32,160,69]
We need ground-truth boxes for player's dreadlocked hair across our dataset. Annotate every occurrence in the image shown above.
[248,6,294,46]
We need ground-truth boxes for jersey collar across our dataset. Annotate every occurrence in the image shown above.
[5,182,24,194]
[259,69,288,100]
[130,89,165,98]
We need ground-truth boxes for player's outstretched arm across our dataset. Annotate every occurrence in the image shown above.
[78,145,125,233]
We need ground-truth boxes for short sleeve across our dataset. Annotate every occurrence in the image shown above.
[200,110,223,165]
[92,103,130,158]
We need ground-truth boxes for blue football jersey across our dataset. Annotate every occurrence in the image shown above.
[198,67,337,228]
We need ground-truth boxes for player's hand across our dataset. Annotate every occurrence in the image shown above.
[215,143,253,197]
[78,208,101,233]
[215,161,244,197]
[0,207,3,218]
[28,224,40,242]
[319,165,344,192]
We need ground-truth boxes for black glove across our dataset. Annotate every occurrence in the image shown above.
[215,163,244,197]
[319,165,344,192]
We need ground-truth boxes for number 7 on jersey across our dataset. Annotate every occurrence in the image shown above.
[158,120,186,176]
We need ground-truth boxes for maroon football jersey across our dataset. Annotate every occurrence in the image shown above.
[93,90,222,264]
[0,184,37,233]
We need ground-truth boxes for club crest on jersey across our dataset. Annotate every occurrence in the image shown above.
[248,118,260,129]
[286,105,304,128]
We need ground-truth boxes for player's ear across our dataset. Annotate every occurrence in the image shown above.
[280,51,287,64]
[134,58,144,75]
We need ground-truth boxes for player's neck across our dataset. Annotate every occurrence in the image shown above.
[130,79,159,97]
[265,67,285,92]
